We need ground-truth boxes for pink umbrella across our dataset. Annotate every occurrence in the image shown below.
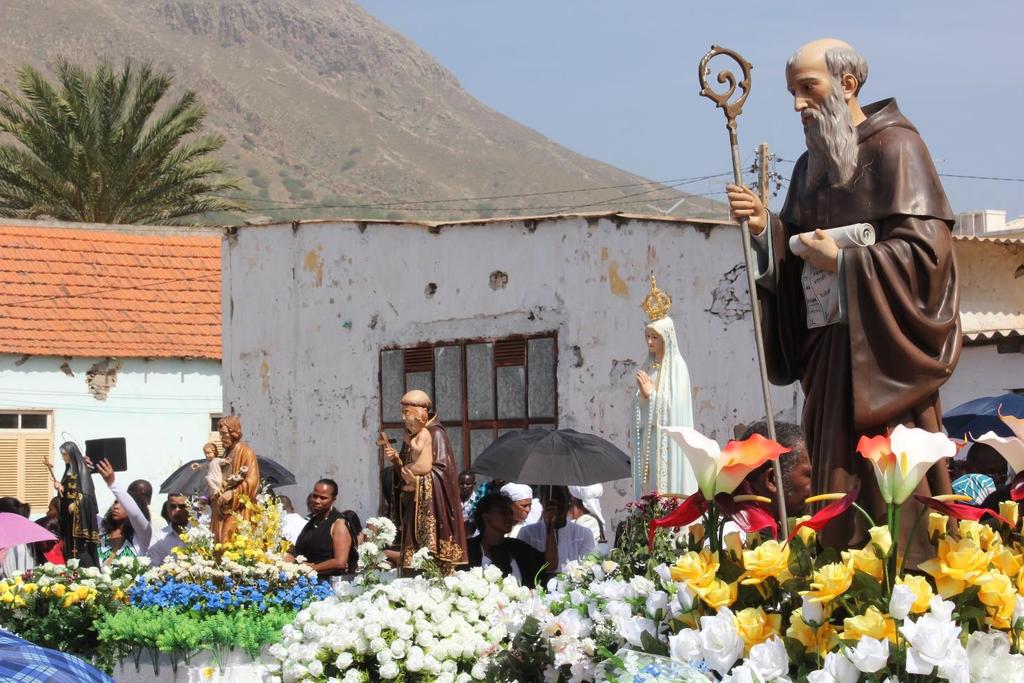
[0,512,56,550]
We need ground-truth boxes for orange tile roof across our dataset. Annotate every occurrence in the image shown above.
[0,225,221,359]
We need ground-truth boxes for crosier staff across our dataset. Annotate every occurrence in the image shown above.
[698,45,788,533]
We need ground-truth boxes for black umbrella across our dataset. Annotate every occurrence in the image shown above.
[159,456,297,494]
[471,428,630,486]
[942,393,1024,440]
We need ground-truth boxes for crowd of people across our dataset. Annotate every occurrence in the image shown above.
[3,415,1014,588]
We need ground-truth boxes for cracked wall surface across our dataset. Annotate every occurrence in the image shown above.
[222,216,810,527]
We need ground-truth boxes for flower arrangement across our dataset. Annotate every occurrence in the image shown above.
[266,565,532,682]
[99,492,330,670]
[356,515,398,585]
[485,425,1024,681]
[609,492,683,578]
[0,556,150,672]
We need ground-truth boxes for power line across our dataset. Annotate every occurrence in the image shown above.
[233,172,733,210]
[775,157,1024,182]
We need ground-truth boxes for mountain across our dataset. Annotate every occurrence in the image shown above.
[0,0,726,223]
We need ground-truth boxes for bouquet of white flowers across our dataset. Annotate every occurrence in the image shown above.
[266,566,531,682]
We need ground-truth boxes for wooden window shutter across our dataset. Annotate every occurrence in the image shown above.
[0,435,52,510]
[494,338,527,367]
[0,437,18,501]
[22,436,53,510]
[404,347,434,373]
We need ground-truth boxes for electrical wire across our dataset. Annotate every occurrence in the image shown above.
[233,172,732,210]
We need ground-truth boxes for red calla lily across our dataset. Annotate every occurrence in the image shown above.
[648,491,707,550]
[715,493,778,539]
[786,480,861,542]
[913,494,1012,525]
[1011,471,1024,502]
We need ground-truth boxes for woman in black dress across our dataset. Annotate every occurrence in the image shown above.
[56,442,99,567]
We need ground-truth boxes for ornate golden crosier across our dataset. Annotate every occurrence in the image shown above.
[641,276,672,322]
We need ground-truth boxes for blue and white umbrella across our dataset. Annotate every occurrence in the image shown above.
[0,630,112,683]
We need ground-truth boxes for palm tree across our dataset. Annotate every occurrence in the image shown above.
[0,59,243,224]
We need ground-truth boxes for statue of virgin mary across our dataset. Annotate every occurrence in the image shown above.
[630,278,696,499]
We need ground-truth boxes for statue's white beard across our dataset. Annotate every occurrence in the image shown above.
[803,83,859,188]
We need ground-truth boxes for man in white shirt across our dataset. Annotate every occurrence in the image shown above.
[516,486,595,572]
[147,493,190,566]
[278,495,307,545]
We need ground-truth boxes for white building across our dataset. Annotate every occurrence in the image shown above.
[221,212,1024,529]
[0,221,223,515]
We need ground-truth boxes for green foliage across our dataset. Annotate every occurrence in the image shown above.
[98,606,295,661]
[0,58,242,224]
[484,615,552,682]
[609,493,683,578]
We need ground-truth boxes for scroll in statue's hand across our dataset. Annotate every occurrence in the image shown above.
[797,229,840,272]
[725,184,766,234]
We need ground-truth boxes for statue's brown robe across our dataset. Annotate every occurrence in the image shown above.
[393,419,469,572]
[211,441,260,544]
[759,99,960,565]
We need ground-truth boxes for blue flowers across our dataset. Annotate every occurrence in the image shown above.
[127,575,332,614]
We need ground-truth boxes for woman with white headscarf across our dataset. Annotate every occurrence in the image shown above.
[630,278,696,499]
[500,483,541,538]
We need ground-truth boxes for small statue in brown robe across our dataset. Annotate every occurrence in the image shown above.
[211,415,261,544]
[383,390,468,574]
[727,38,959,565]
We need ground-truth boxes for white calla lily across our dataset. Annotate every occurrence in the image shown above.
[660,426,788,500]
[857,425,955,504]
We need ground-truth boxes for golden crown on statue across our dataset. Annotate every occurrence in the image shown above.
[641,276,672,321]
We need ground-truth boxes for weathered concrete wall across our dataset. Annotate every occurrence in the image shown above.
[222,216,802,525]
[0,355,222,513]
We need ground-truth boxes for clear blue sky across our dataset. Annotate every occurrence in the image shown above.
[358,1,1023,219]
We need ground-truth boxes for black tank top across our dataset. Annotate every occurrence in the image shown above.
[294,508,344,566]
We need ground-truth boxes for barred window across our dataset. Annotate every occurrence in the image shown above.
[379,333,557,470]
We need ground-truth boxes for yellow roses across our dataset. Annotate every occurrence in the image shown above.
[842,606,897,642]
[919,536,994,598]
[741,541,791,586]
[670,549,720,589]
[800,560,855,604]
[734,607,782,653]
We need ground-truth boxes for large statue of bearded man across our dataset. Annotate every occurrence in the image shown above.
[726,38,960,565]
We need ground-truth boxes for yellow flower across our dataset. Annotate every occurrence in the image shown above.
[842,547,884,582]
[959,519,1001,551]
[741,541,791,586]
[63,593,78,608]
[694,578,737,610]
[919,536,994,598]
[1000,501,1020,531]
[0,593,13,604]
[670,549,720,589]
[842,606,898,643]
[786,607,839,656]
[22,583,37,595]
[76,586,91,601]
[734,607,782,654]
[50,584,66,599]
[791,515,816,546]
[993,548,1023,579]
[978,571,1017,630]
[928,513,949,540]
[801,560,855,604]
[868,526,893,558]
[896,575,934,614]
[687,524,705,545]
[724,532,744,559]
